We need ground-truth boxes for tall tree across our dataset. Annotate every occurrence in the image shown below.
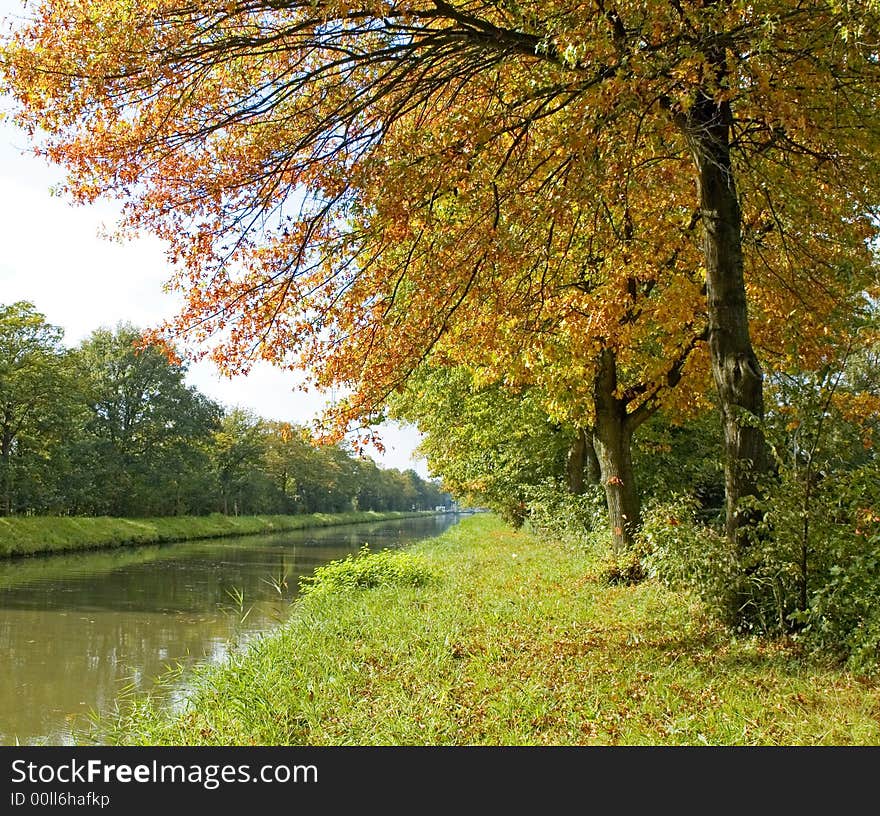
[0,302,77,515]
[260,420,312,513]
[77,325,221,516]
[5,0,879,567]
[211,408,269,515]
[390,367,578,526]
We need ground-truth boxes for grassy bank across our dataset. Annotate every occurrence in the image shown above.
[98,514,880,746]
[0,510,433,559]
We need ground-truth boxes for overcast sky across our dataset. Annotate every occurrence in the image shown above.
[0,1,428,476]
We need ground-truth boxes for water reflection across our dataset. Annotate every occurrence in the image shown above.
[0,514,457,745]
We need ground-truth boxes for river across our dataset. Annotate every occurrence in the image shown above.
[0,514,459,745]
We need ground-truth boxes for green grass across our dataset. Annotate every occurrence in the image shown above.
[0,511,432,559]
[94,514,880,746]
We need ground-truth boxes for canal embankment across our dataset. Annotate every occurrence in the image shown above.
[97,513,880,746]
[0,510,439,559]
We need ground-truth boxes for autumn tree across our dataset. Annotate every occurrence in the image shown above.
[4,0,879,569]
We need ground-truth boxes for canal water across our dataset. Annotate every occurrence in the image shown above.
[0,514,459,745]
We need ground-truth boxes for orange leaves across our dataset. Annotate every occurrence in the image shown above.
[3,0,879,447]
[136,330,183,367]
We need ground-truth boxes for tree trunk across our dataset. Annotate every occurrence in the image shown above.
[1,421,13,517]
[566,428,601,495]
[687,90,767,558]
[592,349,640,554]
[584,432,601,485]
[1,449,10,517]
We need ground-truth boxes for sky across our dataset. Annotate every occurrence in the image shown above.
[0,2,429,477]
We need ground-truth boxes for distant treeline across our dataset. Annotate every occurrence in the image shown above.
[0,301,449,517]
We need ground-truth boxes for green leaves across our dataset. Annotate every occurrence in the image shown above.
[388,366,572,525]
[0,301,80,514]
[298,544,437,597]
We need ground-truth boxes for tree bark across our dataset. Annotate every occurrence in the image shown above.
[686,89,768,559]
[1,418,13,517]
[1,447,10,517]
[566,428,601,495]
[592,349,640,554]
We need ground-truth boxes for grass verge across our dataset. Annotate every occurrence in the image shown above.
[0,511,433,559]
[94,514,880,745]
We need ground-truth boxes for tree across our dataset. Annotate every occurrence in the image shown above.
[210,408,268,515]
[0,302,78,515]
[77,325,221,516]
[260,420,313,513]
[5,0,879,566]
[390,367,578,525]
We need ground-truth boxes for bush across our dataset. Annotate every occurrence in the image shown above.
[805,532,880,675]
[523,479,606,547]
[640,495,733,609]
[790,467,880,674]
[726,463,880,646]
[597,547,649,586]
[299,545,437,597]
[642,465,880,674]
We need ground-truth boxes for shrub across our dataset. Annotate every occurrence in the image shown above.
[523,479,606,547]
[805,533,880,675]
[790,467,880,674]
[640,496,733,611]
[299,545,437,597]
[597,547,649,586]
[642,466,880,674]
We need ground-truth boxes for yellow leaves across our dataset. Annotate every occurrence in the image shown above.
[858,508,880,525]
[832,391,880,427]
[2,0,877,449]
